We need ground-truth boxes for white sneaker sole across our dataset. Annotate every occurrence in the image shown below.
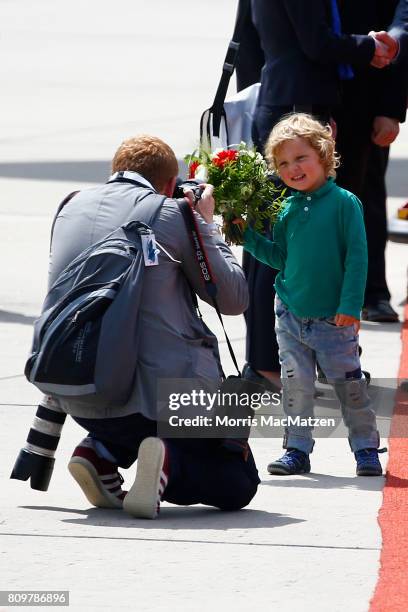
[123,437,165,519]
[68,458,123,509]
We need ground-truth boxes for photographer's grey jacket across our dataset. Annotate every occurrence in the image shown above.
[48,172,248,419]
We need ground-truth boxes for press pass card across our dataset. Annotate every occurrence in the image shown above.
[141,233,159,266]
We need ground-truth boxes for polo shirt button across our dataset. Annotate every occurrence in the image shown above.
[306,196,311,201]
[304,206,309,211]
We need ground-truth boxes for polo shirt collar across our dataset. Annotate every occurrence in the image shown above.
[291,177,335,200]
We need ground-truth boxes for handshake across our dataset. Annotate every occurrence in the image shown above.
[370,30,399,68]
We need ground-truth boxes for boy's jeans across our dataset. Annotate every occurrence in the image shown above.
[274,297,379,454]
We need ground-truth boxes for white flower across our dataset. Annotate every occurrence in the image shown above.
[194,164,208,181]
[210,147,225,159]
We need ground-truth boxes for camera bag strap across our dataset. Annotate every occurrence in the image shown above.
[207,0,251,138]
[177,197,241,378]
[49,173,156,249]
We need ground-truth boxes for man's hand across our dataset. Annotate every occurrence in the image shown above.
[184,183,215,224]
[371,116,400,147]
[369,31,399,68]
[335,313,360,333]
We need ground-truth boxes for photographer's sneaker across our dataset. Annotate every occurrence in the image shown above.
[267,448,311,475]
[355,448,386,476]
[123,437,169,519]
[68,438,126,509]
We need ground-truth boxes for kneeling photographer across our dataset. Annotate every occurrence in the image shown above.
[12,134,260,519]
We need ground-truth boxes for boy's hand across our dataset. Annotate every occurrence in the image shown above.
[335,313,360,333]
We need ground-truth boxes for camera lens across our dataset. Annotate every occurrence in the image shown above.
[193,186,204,203]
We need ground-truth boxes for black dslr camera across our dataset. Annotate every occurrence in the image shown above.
[173,178,205,204]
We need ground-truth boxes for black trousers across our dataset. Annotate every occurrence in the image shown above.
[73,414,260,511]
[334,108,391,304]
[362,144,390,303]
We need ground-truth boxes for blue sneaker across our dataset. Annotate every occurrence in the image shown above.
[267,449,311,475]
[355,448,386,476]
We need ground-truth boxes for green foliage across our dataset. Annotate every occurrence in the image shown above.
[185,143,287,245]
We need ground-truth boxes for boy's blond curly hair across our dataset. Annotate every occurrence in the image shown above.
[112,135,178,192]
[264,113,340,178]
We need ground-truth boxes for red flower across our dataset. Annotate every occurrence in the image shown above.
[212,149,238,168]
[188,160,200,178]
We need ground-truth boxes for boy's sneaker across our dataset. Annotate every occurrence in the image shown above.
[355,448,386,476]
[267,448,311,475]
[123,437,169,519]
[68,438,126,509]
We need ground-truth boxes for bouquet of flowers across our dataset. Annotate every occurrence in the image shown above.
[185,143,287,245]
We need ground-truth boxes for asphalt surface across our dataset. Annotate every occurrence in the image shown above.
[1,2,407,611]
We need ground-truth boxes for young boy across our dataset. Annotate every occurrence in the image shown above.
[244,113,385,477]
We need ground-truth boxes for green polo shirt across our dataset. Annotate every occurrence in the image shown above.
[243,178,368,319]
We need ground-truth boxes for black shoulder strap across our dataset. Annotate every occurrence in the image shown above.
[49,190,80,250]
[108,174,167,225]
[211,0,251,137]
[107,174,150,189]
[49,176,164,251]
[177,197,241,377]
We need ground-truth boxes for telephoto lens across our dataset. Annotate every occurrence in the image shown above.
[10,449,56,491]
[191,185,205,204]
[10,395,66,491]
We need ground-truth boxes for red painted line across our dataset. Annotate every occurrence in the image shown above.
[370,303,408,612]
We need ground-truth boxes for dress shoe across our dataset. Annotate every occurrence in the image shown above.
[242,362,324,397]
[242,363,281,394]
[362,300,399,323]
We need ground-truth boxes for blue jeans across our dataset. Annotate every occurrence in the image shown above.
[274,297,379,454]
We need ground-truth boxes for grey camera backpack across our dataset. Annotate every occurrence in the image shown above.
[25,187,165,409]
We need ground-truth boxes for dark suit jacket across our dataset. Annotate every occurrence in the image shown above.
[389,0,408,59]
[250,0,375,107]
[236,7,264,92]
[339,0,407,122]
